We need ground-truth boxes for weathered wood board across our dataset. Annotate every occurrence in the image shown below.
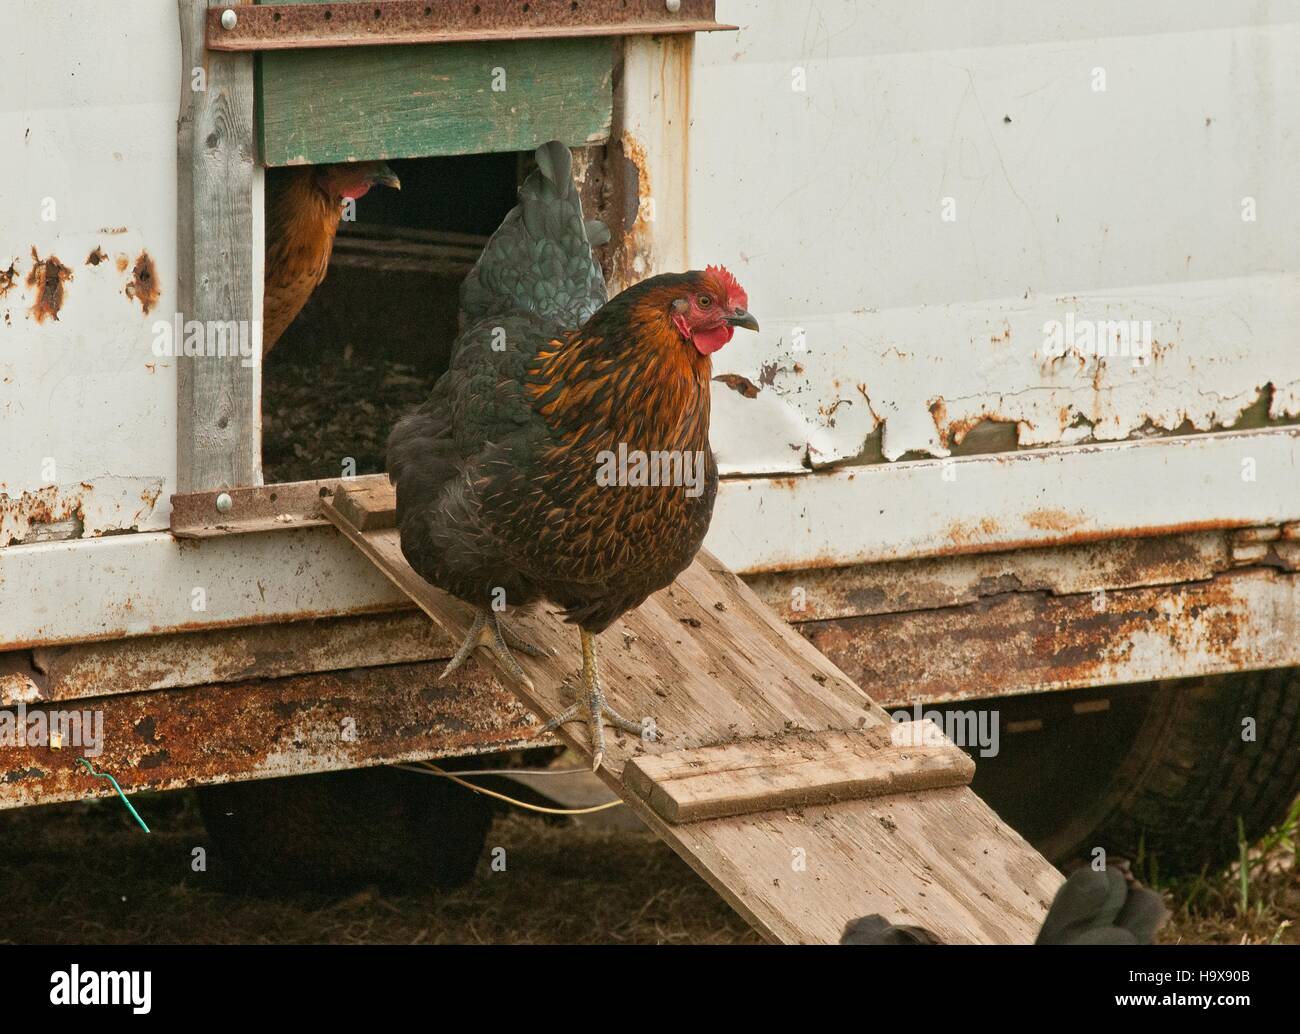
[322,482,1062,944]
[176,0,262,492]
[622,722,976,824]
[257,14,615,166]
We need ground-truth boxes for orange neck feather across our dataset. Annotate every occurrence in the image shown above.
[525,285,713,454]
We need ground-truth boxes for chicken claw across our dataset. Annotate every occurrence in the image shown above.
[538,628,645,771]
[440,610,546,691]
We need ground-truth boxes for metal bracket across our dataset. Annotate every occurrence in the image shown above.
[206,0,736,51]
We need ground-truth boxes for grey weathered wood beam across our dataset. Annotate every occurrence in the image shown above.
[176,0,261,493]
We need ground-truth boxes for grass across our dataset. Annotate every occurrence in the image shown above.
[1150,797,1299,945]
[0,787,1294,945]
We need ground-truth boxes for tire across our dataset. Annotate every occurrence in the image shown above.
[967,668,1300,876]
[196,765,492,896]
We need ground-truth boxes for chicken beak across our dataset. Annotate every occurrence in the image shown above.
[727,309,760,332]
[373,165,401,191]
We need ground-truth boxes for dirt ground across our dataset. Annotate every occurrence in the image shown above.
[0,783,1295,945]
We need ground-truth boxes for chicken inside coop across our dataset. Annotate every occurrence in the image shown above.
[261,150,610,483]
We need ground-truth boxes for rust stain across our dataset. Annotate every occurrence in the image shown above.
[945,517,1001,547]
[0,660,542,807]
[714,373,760,398]
[1025,508,1087,533]
[124,251,160,315]
[85,246,107,267]
[25,248,72,323]
[928,398,948,431]
[0,484,87,547]
[115,255,129,274]
[798,569,1262,709]
[608,129,660,290]
[0,260,18,298]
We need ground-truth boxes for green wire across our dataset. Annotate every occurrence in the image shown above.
[77,758,151,833]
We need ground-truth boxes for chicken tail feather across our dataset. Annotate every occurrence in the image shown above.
[458,140,608,334]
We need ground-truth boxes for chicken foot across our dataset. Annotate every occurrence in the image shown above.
[440,610,548,691]
[539,628,645,771]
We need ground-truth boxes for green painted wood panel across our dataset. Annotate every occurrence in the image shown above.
[257,34,614,166]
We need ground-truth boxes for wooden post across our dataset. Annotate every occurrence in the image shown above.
[176,0,262,493]
[608,35,693,292]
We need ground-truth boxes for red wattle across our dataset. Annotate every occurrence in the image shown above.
[692,324,734,355]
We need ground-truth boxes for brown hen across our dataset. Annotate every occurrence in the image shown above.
[387,142,758,768]
[262,161,399,356]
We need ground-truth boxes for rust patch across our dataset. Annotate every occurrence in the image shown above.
[714,373,760,398]
[607,130,658,290]
[124,251,160,315]
[0,260,17,297]
[1025,508,1087,533]
[797,568,1274,709]
[85,246,107,267]
[0,660,543,809]
[0,484,87,547]
[945,517,1001,548]
[25,248,72,323]
[115,255,128,274]
[928,397,947,430]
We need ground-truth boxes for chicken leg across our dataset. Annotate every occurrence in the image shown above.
[539,628,645,771]
[440,610,548,690]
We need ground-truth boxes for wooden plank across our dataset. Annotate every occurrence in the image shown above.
[176,0,262,493]
[623,721,976,823]
[321,482,1062,943]
[258,30,615,166]
[329,479,397,531]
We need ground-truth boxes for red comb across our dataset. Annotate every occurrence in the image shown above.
[706,264,748,309]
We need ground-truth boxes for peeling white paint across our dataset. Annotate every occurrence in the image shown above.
[714,275,1300,465]
[696,4,1300,470]
[0,476,165,546]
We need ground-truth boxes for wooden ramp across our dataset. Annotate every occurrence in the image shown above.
[323,482,1062,944]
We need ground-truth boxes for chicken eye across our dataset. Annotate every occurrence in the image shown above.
[697,295,712,307]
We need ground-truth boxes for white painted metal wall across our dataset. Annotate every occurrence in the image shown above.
[2,1,1299,650]
[696,0,1300,470]
[0,1,180,538]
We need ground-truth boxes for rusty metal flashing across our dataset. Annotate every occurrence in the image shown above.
[169,476,358,538]
[0,659,553,810]
[206,1,735,52]
[798,566,1300,710]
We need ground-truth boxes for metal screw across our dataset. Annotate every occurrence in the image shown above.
[665,0,681,12]
[220,9,237,30]
[215,492,233,514]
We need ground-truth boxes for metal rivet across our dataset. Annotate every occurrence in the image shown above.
[665,0,681,12]
[215,492,233,513]
[220,9,237,30]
